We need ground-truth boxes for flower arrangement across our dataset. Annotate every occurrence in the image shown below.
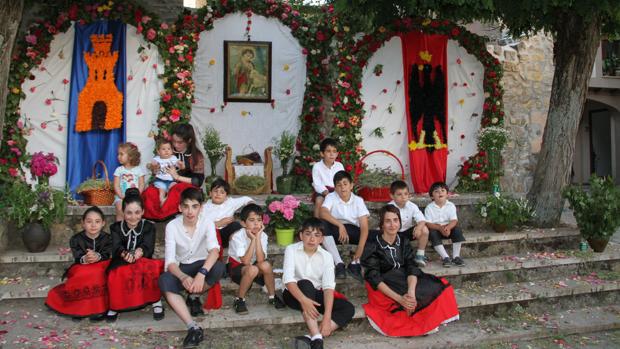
[29,152,58,180]
[478,126,510,151]
[264,195,311,230]
[477,192,534,231]
[456,151,492,192]
[201,126,227,178]
[273,131,296,177]
[357,167,400,189]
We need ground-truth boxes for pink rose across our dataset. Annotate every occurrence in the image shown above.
[268,201,283,213]
[262,214,271,225]
[25,34,37,45]
[146,28,156,41]
[160,23,169,30]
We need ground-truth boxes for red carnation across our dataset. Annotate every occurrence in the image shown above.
[451,27,460,37]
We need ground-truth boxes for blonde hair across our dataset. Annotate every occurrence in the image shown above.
[118,142,141,167]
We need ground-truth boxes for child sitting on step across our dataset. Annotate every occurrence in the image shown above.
[284,218,355,349]
[227,204,286,314]
[424,182,467,267]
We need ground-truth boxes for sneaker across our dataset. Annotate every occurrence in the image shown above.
[347,263,363,283]
[414,255,427,267]
[186,296,204,316]
[182,327,204,348]
[294,336,312,349]
[233,297,248,315]
[452,256,466,267]
[442,257,452,267]
[269,296,286,309]
[335,263,346,279]
[311,338,324,349]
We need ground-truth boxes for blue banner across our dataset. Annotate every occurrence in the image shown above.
[66,20,126,196]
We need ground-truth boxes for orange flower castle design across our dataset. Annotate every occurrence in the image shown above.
[75,34,123,132]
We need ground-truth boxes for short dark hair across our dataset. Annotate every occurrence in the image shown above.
[156,137,173,150]
[428,181,449,197]
[210,178,230,194]
[390,180,409,194]
[299,217,325,235]
[82,206,105,221]
[333,170,352,185]
[180,187,204,204]
[240,203,263,221]
[379,205,402,232]
[122,188,143,211]
[320,138,338,152]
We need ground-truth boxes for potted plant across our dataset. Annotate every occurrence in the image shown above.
[272,131,296,194]
[202,126,227,186]
[265,195,311,246]
[477,192,535,232]
[0,152,67,252]
[234,175,266,195]
[563,175,620,252]
[356,167,401,202]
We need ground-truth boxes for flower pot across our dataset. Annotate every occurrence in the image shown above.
[276,175,295,195]
[275,228,295,247]
[22,222,51,253]
[491,223,508,233]
[586,237,609,253]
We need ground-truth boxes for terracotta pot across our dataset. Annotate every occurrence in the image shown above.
[491,223,508,233]
[586,237,609,253]
[22,222,51,253]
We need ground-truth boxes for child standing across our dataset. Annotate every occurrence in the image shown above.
[158,188,226,349]
[149,139,179,205]
[46,206,112,321]
[312,138,344,218]
[227,204,285,314]
[284,218,355,349]
[114,143,145,221]
[202,178,253,248]
[388,180,429,267]
[424,182,467,267]
[319,171,370,281]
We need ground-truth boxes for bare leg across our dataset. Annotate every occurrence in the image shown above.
[115,201,123,222]
[414,225,430,250]
[163,292,193,325]
[257,261,275,297]
[238,265,258,298]
[304,313,321,336]
[313,196,325,218]
[158,188,166,207]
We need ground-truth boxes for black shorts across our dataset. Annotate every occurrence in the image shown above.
[158,260,225,295]
[428,226,466,247]
[228,262,265,286]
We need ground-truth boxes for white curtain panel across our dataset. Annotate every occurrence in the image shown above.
[191,12,306,179]
[21,23,164,188]
[360,37,484,189]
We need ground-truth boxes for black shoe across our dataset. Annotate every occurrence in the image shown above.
[152,305,165,321]
[105,312,118,323]
[294,336,312,349]
[452,256,466,267]
[182,327,204,349]
[186,295,204,316]
[346,263,363,283]
[442,257,452,267]
[233,297,248,315]
[311,338,324,349]
[335,263,346,279]
[89,314,105,322]
[269,296,286,309]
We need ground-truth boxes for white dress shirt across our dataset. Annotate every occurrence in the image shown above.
[164,213,220,271]
[424,201,458,225]
[322,192,369,226]
[312,160,345,194]
[283,241,336,290]
[388,200,426,232]
[202,196,253,226]
[228,228,269,264]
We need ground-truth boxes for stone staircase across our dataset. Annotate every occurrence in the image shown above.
[0,194,619,348]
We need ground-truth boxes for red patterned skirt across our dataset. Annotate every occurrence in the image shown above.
[45,260,110,317]
[107,258,164,312]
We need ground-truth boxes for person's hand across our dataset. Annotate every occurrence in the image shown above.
[181,275,194,291]
[338,225,349,244]
[320,320,333,337]
[300,297,321,320]
[403,294,417,315]
[216,217,234,228]
[122,251,135,263]
[190,273,206,293]
[398,294,416,311]
[149,161,160,174]
[166,166,179,180]
[84,249,100,264]
[134,248,143,260]
[353,248,363,262]
[247,229,257,240]
[441,225,451,237]
[177,160,186,170]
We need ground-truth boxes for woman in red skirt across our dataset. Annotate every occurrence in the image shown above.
[46,206,112,321]
[361,205,459,337]
[106,188,164,322]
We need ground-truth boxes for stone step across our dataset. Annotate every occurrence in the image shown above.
[0,228,581,278]
[2,242,618,301]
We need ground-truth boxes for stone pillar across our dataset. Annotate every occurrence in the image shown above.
[611,110,620,184]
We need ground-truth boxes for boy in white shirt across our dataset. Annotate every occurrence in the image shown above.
[320,170,370,281]
[202,178,253,248]
[227,204,285,314]
[312,138,344,218]
[424,182,467,268]
[283,218,355,349]
[158,187,226,349]
[388,180,429,267]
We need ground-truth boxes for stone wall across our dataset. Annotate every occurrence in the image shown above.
[491,34,555,194]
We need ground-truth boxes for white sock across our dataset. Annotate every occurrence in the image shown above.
[152,300,163,313]
[416,249,425,256]
[311,334,323,341]
[187,321,199,330]
[268,295,275,299]
[322,236,344,265]
[452,242,462,258]
[351,260,359,264]
[434,245,449,259]
[107,310,117,316]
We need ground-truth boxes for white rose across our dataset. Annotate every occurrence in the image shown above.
[312,144,320,151]
[471,173,480,180]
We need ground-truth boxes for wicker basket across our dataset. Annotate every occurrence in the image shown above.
[79,160,115,206]
[354,150,405,202]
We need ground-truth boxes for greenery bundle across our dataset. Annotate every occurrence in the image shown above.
[0,181,67,230]
[234,175,265,195]
[273,131,297,177]
[202,126,227,177]
[357,167,400,189]
[477,193,535,231]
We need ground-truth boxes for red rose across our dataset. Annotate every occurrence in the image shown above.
[8,167,18,177]
[316,31,326,42]
[345,164,353,172]
[451,27,460,37]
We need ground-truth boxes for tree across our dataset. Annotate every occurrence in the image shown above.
[0,0,24,142]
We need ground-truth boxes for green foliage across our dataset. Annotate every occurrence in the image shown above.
[0,180,67,231]
[273,131,297,176]
[562,175,620,240]
[455,152,492,192]
[477,193,535,230]
[478,126,509,151]
[234,175,265,193]
[76,178,110,193]
[202,126,227,176]
[356,167,400,189]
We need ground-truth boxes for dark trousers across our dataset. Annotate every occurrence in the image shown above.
[323,221,378,245]
[218,221,242,248]
[428,225,466,247]
[283,279,355,328]
[158,260,225,294]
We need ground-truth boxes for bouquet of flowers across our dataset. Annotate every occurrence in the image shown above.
[264,195,311,230]
[477,192,534,231]
[201,126,227,177]
[273,131,296,176]
[30,152,58,179]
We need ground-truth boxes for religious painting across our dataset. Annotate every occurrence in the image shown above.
[224,41,272,103]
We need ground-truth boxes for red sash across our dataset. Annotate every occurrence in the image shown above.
[202,229,224,310]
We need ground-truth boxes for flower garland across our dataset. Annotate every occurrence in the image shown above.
[1,0,163,182]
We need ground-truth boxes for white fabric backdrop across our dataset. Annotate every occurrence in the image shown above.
[191,13,306,179]
[21,24,164,188]
[360,37,484,189]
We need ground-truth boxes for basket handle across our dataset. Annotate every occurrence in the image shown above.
[354,150,405,183]
[92,160,112,189]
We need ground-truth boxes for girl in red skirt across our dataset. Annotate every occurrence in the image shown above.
[361,205,459,337]
[106,188,164,322]
[46,206,112,321]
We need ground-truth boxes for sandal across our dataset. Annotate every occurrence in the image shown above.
[153,305,165,321]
